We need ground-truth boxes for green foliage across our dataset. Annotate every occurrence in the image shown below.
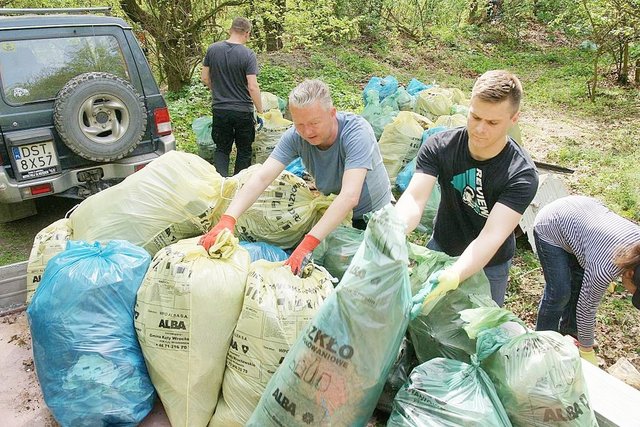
[165,74,211,154]
[258,64,296,99]
[282,0,361,49]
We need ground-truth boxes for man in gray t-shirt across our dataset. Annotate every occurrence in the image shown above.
[200,79,392,275]
[200,17,263,177]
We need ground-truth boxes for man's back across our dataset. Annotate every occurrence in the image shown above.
[204,41,257,112]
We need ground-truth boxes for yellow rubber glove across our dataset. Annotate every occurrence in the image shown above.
[410,269,460,318]
[579,347,598,365]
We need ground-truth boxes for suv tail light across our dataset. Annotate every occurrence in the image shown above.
[30,183,53,196]
[134,163,148,172]
[154,107,172,136]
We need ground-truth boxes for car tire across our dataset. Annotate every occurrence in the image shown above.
[54,72,147,162]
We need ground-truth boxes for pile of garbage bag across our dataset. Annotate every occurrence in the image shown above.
[24,77,594,427]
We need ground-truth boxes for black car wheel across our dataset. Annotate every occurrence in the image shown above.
[54,72,147,162]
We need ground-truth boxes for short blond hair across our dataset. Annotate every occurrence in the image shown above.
[230,17,252,34]
[472,70,522,114]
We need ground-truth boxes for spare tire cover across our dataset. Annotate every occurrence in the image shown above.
[54,72,147,162]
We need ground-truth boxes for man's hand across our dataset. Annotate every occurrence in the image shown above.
[199,214,236,251]
[285,234,321,276]
[410,269,460,318]
[579,347,598,365]
[254,111,264,131]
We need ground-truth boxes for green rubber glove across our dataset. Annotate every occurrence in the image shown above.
[410,269,460,319]
[579,347,598,365]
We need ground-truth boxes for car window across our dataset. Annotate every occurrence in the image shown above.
[0,35,129,105]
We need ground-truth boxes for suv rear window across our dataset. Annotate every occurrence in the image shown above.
[0,35,129,105]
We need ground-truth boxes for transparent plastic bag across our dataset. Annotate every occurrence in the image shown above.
[28,240,154,426]
[463,307,598,427]
[408,248,496,363]
[387,357,511,427]
[247,205,411,426]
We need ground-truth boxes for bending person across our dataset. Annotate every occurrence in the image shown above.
[396,70,538,306]
[199,79,392,275]
[534,195,640,364]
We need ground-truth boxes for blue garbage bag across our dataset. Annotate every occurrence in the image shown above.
[406,78,433,96]
[421,126,449,145]
[396,158,417,193]
[363,75,399,104]
[285,157,307,178]
[247,205,412,426]
[240,241,289,262]
[27,240,154,427]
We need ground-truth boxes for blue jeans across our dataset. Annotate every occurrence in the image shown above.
[426,239,512,307]
[534,229,583,336]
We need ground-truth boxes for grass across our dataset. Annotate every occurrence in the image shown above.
[163,26,639,368]
[169,33,639,223]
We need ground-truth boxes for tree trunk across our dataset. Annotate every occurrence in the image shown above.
[264,0,285,52]
[590,49,601,102]
[468,0,485,24]
[618,41,629,85]
[157,37,198,91]
[120,0,249,92]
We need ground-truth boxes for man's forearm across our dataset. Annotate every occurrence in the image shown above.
[449,236,503,282]
[307,193,357,242]
[248,86,263,113]
[225,158,284,219]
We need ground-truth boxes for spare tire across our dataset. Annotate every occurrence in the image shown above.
[54,72,147,162]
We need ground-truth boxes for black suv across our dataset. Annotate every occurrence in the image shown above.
[0,8,174,221]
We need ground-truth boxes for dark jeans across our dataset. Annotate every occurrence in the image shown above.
[534,229,583,337]
[426,238,512,307]
[212,108,255,177]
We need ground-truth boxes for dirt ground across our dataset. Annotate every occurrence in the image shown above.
[511,108,640,372]
[0,311,172,427]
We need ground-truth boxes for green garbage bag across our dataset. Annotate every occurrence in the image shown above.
[246,204,411,426]
[463,307,598,427]
[408,248,496,363]
[312,225,364,281]
[376,337,420,414]
[361,90,399,140]
[395,87,415,111]
[192,116,215,162]
[387,356,512,427]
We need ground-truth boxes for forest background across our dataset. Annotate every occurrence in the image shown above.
[4,0,640,369]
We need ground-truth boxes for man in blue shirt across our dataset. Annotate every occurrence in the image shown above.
[200,79,392,275]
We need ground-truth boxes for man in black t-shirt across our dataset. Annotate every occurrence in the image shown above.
[398,70,538,307]
[201,17,263,177]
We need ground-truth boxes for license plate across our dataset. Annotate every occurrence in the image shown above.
[12,141,59,178]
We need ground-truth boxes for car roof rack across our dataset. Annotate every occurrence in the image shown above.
[0,7,112,16]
